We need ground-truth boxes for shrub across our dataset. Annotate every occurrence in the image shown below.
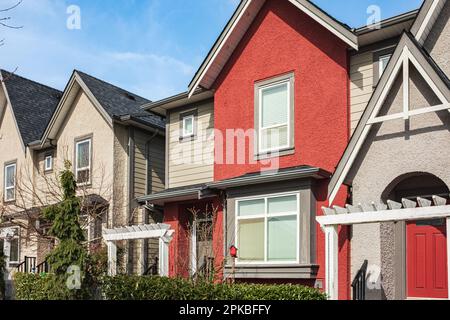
[102,276,327,300]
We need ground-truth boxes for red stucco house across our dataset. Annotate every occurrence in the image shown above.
[132,0,450,300]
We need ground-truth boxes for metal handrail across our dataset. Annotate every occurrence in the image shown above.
[351,260,368,300]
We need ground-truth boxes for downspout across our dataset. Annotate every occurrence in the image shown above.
[127,126,135,274]
[141,129,160,273]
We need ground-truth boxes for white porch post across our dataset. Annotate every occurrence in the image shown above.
[107,241,117,276]
[159,237,170,277]
[447,217,450,300]
[325,226,339,300]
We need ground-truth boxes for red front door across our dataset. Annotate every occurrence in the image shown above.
[407,219,448,299]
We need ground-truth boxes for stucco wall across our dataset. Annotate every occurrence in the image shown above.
[347,62,450,299]
[213,0,350,180]
[425,0,450,77]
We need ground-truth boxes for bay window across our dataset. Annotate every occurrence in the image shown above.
[4,162,16,202]
[236,193,299,263]
[75,138,91,184]
[256,73,294,155]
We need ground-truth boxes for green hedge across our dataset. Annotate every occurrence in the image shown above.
[102,276,327,300]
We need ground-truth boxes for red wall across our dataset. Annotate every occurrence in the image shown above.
[213,0,350,181]
[211,0,351,299]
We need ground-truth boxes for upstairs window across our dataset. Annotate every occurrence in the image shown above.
[75,138,92,184]
[379,54,392,77]
[4,162,16,202]
[179,110,198,140]
[256,74,294,155]
[44,155,53,172]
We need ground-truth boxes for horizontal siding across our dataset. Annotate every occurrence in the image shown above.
[350,51,374,133]
[168,100,214,189]
[133,130,165,198]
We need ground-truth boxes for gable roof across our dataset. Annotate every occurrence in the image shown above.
[75,71,165,129]
[0,70,62,146]
[327,31,450,204]
[411,0,448,44]
[187,0,358,97]
[41,71,165,146]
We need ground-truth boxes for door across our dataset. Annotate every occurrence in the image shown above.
[407,219,448,299]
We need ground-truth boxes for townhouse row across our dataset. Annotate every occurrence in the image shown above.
[1,0,449,300]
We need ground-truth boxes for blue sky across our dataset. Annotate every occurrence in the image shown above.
[1,0,423,101]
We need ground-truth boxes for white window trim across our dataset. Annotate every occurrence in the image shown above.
[258,79,291,154]
[182,114,195,138]
[379,54,392,77]
[75,138,92,185]
[44,155,53,172]
[235,191,300,266]
[4,163,16,202]
[1,227,20,264]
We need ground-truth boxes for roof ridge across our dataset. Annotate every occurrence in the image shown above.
[1,69,62,95]
[74,69,152,103]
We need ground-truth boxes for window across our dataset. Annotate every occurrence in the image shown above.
[75,138,91,184]
[44,155,53,172]
[256,74,294,154]
[182,114,195,138]
[4,163,16,202]
[379,54,392,77]
[0,227,20,264]
[236,193,299,264]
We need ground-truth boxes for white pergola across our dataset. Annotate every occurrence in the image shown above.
[317,195,450,300]
[103,223,174,277]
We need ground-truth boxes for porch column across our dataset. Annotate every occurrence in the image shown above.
[447,217,450,300]
[159,237,170,277]
[325,226,339,300]
[107,241,117,276]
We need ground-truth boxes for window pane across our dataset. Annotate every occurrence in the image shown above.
[261,83,288,128]
[268,215,297,261]
[77,169,90,184]
[183,117,193,135]
[268,195,297,214]
[238,199,265,217]
[77,141,90,168]
[45,156,52,170]
[379,55,391,75]
[6,188,15,200]
[0,239,4,255]
[5,165,15,188]
[260,125,288,151]
[238,219,264,261]
[9,238,19,262]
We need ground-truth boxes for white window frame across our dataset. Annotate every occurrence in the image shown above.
[1,227,20,265]
[379,54,392,77]
[4,163,16,202]
[75,138,92,185]
[235,191,300,266]
[44,155,53,172]
[182,114,195,138]
[258,79,291,154]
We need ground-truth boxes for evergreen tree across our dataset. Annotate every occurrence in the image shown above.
[0,246,5,300]
[42,161,89,299]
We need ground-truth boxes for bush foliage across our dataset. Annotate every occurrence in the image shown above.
[102,276,327,300]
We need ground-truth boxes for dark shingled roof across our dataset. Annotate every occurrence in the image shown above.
[0,70,62,145]
[75,71,165,130]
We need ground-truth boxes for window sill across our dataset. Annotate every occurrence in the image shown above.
[223,263,319,279]
[255,147,295,161]
[179,135,196,142]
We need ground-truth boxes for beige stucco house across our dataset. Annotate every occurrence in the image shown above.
[0,70,165,295]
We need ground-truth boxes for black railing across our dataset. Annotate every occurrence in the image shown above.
[36,261,49,274]
[16,257,49,274]
[16,256,37,273]
[143,257,159,276]
[351,260,368,300]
